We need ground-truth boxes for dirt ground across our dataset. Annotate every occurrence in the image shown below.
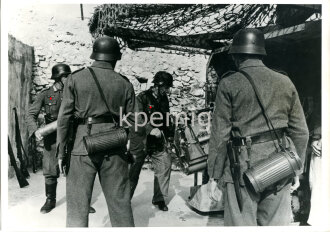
[7,168,224,229]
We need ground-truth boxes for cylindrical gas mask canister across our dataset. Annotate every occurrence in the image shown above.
[83,128,128,155]
[37,120,57,137]
[243,150,302,193]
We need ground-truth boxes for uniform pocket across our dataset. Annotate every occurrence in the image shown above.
[44,96,57,115]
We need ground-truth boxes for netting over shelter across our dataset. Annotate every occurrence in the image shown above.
[88,4,321,54]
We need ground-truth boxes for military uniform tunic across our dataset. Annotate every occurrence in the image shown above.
[26,86,62,184]
[56,61,136,227]
[129,88,173,202]
[208,59,309,226]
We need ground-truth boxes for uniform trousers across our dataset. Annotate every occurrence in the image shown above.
[224,182,292,226]
[43,143,59,185]
[130,150,172,202]
[66,154,134,227]
[307,152,322,225]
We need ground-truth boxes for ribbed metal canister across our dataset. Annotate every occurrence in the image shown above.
[83,128,128,154]
[38,120,57,137]
[243,150,302,193]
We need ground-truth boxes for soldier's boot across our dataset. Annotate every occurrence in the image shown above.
[40,183,57,214]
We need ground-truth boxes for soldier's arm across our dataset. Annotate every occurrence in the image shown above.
[124,83,138,128]
[287,84,309,171]
[25,91,45,138]
[207,79,232,180]
[132,93,152,135]
[56,75,75,159]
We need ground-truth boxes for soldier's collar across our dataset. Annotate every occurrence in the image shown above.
[239,59,264,69]
[52,83,63,92]
[91,61,114,70]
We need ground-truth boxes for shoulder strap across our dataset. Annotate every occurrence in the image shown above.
[239,70,283,148]
[87,67,118,127]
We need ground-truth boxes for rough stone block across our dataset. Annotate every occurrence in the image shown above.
[173,80,183,88]
[171,107,182,113]
[187,71,194,78]
[56,57,65,63]
[140,71,154,80]
[190,88,204,97]
[182,76,191,82]
[34,56,39,63]
[171,88,180,95]
[174,75,182,81]
[132,66,143,75]
[33,76,49,86]
[179,98,190,105]
[39,61,48,68]
[171,98,179,106]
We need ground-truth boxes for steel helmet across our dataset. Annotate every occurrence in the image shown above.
[90,36,122,61]
[51,64,71,80]
[152,71,173,87]
[228,28,267,56]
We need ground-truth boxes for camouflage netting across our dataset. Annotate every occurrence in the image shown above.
[88,4,321,54]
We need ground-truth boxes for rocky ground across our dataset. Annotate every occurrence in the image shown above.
[7,168,224,229]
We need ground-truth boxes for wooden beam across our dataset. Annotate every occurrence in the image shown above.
[212,20,321,55]
[104,26,227,50]
[127,39,212,54]
[80,4,84,21]
[265,20,321,40]
[287,4,321,13]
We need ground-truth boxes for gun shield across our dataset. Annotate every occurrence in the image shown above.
[243,150,302,193]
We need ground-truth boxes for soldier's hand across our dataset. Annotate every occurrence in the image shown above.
[290,176,300,193]
[208,178,222,202]
[311,139,322,156]
[34,130,43,141]
[150,128,162,138]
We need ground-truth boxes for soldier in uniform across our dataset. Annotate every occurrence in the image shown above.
[56,36,136,227]
[26,64,71,214]
[207,28,309,226]
[307,93,322,226]
[129,71,174,211]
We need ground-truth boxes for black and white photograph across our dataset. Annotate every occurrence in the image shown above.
[1,1,329,230]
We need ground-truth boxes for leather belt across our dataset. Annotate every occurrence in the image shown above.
[77,116,115,125]
[232,128,285,147]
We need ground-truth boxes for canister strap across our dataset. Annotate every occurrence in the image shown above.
[77,116,115,125]
[232,128,285,147]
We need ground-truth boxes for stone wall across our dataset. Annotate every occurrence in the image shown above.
[9,5,209,115]
[117,49,209,113]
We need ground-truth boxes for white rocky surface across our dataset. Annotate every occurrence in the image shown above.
[9,4,210,114]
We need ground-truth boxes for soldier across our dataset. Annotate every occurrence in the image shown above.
[129,71,174,211]
[56,36,136,227]
[26,64,71,214]
[207,28,309,226]
[307,93,322,226]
